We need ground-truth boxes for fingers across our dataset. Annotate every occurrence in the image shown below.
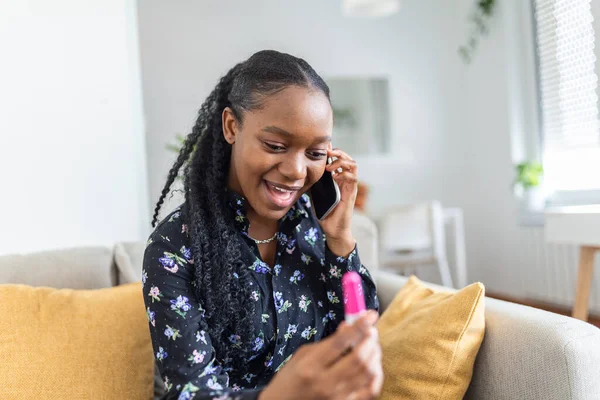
[346,310,379,330]
[313,311,378,366]
[325,149,358,199]
[326,157,357,175]
[348,384,383,400]
[361,309,380,325]
[330,325,379,375]
[329,312,379,367]
[332,169,358,192]
[328,148,352,160]
[328,326,381,395]
[326,149,357,175]
[331,169,358,208]
[369,361,385,397]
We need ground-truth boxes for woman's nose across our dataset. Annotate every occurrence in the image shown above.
[279,153,307,182]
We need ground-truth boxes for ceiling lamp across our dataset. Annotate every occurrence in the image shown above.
[342,0,401,18]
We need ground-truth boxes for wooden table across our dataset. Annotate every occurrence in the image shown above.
[545,205,600,321]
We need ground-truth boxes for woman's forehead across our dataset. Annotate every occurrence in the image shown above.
[248,86,333,140]
[262,125,331,144]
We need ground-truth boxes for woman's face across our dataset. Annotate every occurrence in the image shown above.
[223,85,333,221]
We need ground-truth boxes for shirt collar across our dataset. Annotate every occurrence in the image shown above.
[225,189,312,233]
[226,189,250,233]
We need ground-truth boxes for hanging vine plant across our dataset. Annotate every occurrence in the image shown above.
[458,0,497,64]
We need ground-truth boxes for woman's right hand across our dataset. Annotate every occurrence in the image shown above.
[260,310,383,400]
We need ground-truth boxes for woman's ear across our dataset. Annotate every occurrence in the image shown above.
[222,107,238,145]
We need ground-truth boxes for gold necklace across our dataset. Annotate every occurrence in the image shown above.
[247,232,278,245]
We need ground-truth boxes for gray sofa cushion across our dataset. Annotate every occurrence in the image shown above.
[0,246,115,289]
[115,242,165,399]
[114,242,146,284]
[465,297,600,400]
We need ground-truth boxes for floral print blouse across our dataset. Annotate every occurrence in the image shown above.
[142,191,379,400]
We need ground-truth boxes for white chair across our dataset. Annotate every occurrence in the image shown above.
[378,201,455,288]
[351,212,379,278]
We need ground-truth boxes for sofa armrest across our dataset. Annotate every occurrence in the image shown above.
[465,297,600,400]
[373,270,600,400]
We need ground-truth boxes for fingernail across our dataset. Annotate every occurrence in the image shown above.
[327,157,332,165]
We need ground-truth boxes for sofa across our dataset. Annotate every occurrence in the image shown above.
[2,220,600,399]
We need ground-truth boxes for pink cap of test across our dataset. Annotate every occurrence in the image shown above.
[342,271,366,315]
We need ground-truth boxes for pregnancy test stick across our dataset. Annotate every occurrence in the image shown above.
[342,271,366,325]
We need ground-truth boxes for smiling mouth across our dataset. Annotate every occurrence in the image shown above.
[263,180,302,208]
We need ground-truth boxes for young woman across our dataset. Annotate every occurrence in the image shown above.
[143,50,382,400]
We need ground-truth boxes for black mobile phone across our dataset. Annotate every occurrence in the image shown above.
[311,169,341,220]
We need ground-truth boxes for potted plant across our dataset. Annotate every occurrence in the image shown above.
[513,161,545,211]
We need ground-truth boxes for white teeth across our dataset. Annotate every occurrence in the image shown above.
[271,184,293,193]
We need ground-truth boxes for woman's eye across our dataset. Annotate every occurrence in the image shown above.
[307,151,327,160]
[264,142,285,152]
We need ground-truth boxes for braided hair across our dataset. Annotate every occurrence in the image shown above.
[151,50,331,371]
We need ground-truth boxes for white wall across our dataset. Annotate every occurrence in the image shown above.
[0,0,150,254]
[136,0,493,288]
[137,0,471,221]
[457,0,532,297]
[462,0,600,310]
[137,0,597,306]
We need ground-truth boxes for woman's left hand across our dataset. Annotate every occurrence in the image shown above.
[318,148,358,257]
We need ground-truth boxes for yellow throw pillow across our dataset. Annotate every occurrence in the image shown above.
[377,276,485,400]
[0,282,153,400]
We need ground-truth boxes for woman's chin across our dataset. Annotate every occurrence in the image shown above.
[250,202,289,222]
[243,182,303,221]
[249,189,296,221]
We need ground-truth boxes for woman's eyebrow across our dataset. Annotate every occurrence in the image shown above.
[262,125,331,143]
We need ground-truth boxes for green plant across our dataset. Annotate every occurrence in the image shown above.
[166,133,190,181]
[166,133,186,154]
[514,161,544,193]
[458,0,497,64]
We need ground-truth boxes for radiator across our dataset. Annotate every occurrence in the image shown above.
[523,228,600,315]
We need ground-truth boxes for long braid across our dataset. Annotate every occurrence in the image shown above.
[152,50,332,372]
[151,63,239,227]
[185,62,253,369]
[151,131,198,227]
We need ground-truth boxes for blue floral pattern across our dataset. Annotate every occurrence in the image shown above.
[143,192,378,399]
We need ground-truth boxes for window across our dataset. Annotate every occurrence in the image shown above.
[533,0,600,196]
[327,78,391,156]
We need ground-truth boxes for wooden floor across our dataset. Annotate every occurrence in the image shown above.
[487,292,600,329]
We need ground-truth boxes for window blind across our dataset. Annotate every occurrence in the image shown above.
[534,0,600,152]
